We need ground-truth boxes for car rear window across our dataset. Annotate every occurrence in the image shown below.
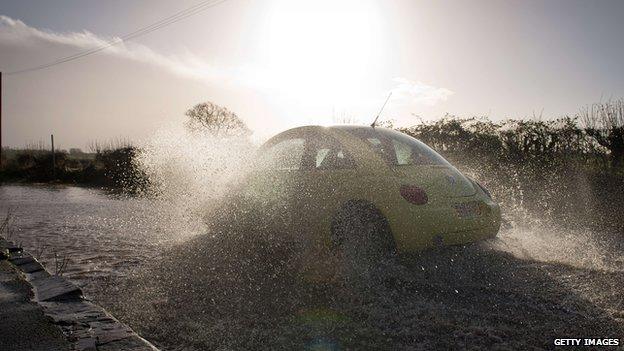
[345,128,450,167]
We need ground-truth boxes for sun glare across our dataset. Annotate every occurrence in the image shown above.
[252,0,384,115]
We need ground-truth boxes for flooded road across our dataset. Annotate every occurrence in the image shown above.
[0,185,194,293]
[1,184,622,350]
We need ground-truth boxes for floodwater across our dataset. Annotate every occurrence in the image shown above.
[0,185,195,292]
[1,184,623,350]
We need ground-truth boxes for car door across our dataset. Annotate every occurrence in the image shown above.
[295,132,357,244]
[241,135,306,234]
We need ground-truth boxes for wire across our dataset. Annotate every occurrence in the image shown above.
[6,0,228,75]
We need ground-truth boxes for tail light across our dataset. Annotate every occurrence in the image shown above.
[400,185,428,205]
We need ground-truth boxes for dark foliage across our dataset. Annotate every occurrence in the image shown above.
[94,147,148,192]
[0,147,148,193]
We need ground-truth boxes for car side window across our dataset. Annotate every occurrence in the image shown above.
[262,138,305,170]
[315,148,331,167]
[363,137,395,164]
[307,136,355,170]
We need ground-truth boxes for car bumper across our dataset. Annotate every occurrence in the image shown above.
[387,199,501,252]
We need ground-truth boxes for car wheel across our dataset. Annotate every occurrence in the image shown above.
[331,201,396,266]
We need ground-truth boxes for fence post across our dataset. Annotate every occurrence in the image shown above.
[0,71,3,168]
[51,134,56,178]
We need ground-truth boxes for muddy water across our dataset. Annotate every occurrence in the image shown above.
[1,184,623,350]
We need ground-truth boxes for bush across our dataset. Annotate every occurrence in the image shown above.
[94,147,148,192]
[0,146,147,193]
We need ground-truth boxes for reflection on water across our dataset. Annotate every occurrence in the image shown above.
[0,184,195,294]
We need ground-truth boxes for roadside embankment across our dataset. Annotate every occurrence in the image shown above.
[0,236,158,351]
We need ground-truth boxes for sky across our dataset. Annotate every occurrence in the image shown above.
[1,0,623,149]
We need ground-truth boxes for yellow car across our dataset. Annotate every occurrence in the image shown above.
[233,125,501,261]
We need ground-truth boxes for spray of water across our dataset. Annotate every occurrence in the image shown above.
[133,123,258,240]
[492,225,622,272]
[95,125,623,350]
[131,124,622,273]
[462,162,622,273]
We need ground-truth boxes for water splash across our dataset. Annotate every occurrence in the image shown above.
[492,225,623,273]
[457,160,623,272]
[134,123,258,239]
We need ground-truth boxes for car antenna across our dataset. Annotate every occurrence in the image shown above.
[370,92,393,128]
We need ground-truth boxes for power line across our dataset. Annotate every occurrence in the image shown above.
[8,0,228,75]
[6,0,228,75]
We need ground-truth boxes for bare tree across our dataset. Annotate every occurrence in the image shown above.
[88,138,133,154]
[580,99,624,168]
[185,102,250,137]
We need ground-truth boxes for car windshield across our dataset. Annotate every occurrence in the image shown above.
[345,128,451,167]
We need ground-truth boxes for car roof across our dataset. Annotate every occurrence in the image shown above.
[274,125,395,136]
[262,125,395,169]
[264,125,407,149]
[330,125,399,137]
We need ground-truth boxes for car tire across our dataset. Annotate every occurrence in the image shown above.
[330,201,396,266]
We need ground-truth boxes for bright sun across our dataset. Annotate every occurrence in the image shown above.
[252,0,384,114]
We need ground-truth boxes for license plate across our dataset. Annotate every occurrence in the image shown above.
[454,201,484,219]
